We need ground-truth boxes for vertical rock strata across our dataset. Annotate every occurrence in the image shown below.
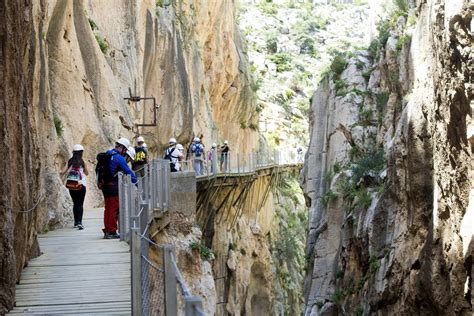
[302,0,473,314]
[0,1,41,312]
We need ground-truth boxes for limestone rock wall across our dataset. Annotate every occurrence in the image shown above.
[302,0,473,314]
[0,0,257,312]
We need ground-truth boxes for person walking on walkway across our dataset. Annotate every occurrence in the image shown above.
[164,138,183,172]
[176,144,185,171]
[132,136,147,177]
[101,137,137,239]
[191,137,204,175]
[220,140,230,172]
[208,143,217,174]
[61,144,88,230]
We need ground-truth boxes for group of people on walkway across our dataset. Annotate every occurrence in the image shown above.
[62,135,230,238]
[163,137,230,175]
[62,137,142,238]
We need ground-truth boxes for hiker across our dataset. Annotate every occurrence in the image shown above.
[220,140,230,172]
[98,137,137,239]
[176,144,185,171]
[132,136,147,177]
[126,147,136,164]
[208,143,217,174]
[61,144,88,230]
[190,137,204,175]
[164,138,183,172]
[297,146,303,163]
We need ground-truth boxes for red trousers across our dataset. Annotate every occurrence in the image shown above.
[104,196,119,233]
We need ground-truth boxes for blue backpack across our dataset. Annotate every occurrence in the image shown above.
[191,143,203,157]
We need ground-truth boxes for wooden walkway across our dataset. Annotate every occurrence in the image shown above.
[8,209,131,315]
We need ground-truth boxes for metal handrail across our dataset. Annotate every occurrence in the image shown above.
[118,158,203,316]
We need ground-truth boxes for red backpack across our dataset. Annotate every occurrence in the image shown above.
[66,166,83,190]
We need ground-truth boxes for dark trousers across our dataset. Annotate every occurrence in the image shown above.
[69,186,86,224]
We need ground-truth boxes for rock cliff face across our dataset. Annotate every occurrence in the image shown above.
[302,0,473,314]
[0,0,257,312]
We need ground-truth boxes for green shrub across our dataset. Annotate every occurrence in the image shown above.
[376,92,390,112]
[350,149,385,182]
[393,0,409,14]
[265,32,279,54]
[240,248,247,255]
[269,53,293,72]
[190,242,214,261]
[53,115,63,136]
[336,268,344,279]
[95,34,109,54]
[396,34,411,53]
[257,1,278,15]
[331,289,345,303]
[321,190,338,207]
[296,35,316,56]
[355,306,364,316]
[369,255,380,274]
[240,122,248,129]
[315,300,324,308]
[330,55,348,79]
[88,18,98,31]
[359,108,373,122]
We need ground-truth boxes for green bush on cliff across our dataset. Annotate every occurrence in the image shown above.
[269,53,293,72]
[190,242,214,261]
[53,115,63,136]
[95,34,109,54]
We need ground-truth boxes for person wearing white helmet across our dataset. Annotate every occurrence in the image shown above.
[208,143,217,174]
[220,140,230,172]
[126,147,136,163]
[132,136,148,177]
[176,144,185,171]
[190,137,205,175]
[61,144,88,230]
[164,137,183,172]
[100,137,137,239]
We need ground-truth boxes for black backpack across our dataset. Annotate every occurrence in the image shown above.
[164,148,178,172]
[96,152,114,189]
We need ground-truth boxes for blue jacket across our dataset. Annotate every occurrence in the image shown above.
[107,149,137,184]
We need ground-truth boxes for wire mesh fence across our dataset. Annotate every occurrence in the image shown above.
[119,158,203,316]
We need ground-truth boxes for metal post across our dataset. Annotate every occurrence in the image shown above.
[185,296,204,316]
[237,153,240,174]
[118,173,125,241]
[163,245,178,316]
[212,148,218,176]
[131,224,142,316]
[163,160,170,212]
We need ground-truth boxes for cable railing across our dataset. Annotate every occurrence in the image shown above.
[118,158,203,316]
[172,148,305,177]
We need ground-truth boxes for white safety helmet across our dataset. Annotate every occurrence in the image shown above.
[137,136,145,143]
[142,142,148,148]
[126,147,136,161]
[116,137,131,149]
[224,140,228,145]
[211,143,217,148]
[169,137,177,144]
[176,144,184,150]
[193,137,200,143]
[73,144,84,152]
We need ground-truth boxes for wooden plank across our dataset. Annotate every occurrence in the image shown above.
[8,209,132,315]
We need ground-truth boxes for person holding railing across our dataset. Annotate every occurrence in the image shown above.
[99,138,137,239]
[220,140,230,172]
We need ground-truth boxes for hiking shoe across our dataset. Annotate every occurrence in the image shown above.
[73,222,79,228]
[77,224,84,230]
[104,232,120,239]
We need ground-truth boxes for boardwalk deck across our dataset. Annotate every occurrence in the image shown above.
[8,209,131,315]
